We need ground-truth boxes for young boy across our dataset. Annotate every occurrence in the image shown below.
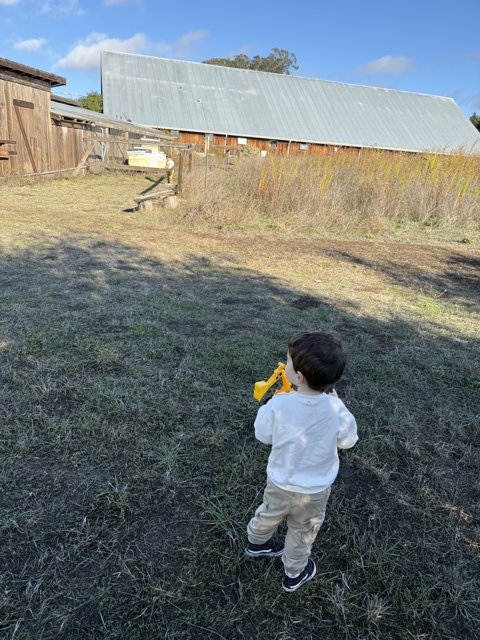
[165,155,175,184]
[246,331,358,592]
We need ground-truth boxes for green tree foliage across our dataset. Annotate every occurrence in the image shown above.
[470,112,480,132]
[203,48,298,75]
[79,91,103,113]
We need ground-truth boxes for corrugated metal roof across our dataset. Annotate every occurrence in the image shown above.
[101,51,480,154]
[50,100,173,139]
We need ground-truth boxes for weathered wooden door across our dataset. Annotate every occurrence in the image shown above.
[13,98,38,173]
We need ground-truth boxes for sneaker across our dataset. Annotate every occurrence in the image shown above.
[282,559,316,592]
[245,537,285,558]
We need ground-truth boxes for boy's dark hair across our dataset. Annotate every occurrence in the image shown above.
[288,331,346,392]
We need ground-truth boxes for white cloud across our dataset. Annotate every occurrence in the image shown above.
[56,28,209,72]
[39,0,84,15]
[150,30,209,57]
[56,32,146,69]
[176,30,209,57]
[14,37,47,52]
[358,55,414,76]
[0,0,20,5]
[104,0,128,4]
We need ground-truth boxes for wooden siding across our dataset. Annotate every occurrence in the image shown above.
[50,120,85,171]
[0,72,101,175]
[176,131,343,155]
[0,78,52,175]
[0,73,168,176]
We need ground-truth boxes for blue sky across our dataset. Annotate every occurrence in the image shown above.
[1,0,479,115]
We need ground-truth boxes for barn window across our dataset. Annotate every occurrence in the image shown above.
[269,140,278,148]
[237,137,247,145]
[299,143,310,151]
[170,130,179,137]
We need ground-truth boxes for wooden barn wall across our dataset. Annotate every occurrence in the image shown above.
[0,75,137,175]
[50,125,145,169]
[51,123,134,169]
[50,120,86,170]
[0,78,52,176]
[176,131,341,155]
[104,129,129,164]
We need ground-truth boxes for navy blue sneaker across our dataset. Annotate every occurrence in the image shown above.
[245,537,284,557]
[282,559,316,592]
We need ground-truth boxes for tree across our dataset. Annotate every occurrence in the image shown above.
[79,91,103,113]
[470,113,480,132]
[203,48,298,75]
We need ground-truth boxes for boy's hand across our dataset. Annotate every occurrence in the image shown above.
[328,389,338,397]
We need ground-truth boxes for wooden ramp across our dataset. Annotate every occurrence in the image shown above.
[134,188,178,212]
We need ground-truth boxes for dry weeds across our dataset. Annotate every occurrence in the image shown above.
[179,151,480,240]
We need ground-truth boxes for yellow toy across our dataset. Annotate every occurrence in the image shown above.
[253,362,293,402]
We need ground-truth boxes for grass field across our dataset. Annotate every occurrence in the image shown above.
[0,171,479,639]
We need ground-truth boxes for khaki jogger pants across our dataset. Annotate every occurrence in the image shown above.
[247,478,331,575]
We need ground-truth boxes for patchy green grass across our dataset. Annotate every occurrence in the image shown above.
[0,173,479,639]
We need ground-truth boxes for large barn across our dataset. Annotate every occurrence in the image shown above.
[101,51,480,156]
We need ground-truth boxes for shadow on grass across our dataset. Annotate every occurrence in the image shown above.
[323,245,480,311]
[139,175,167,195]
[0,237,479,639]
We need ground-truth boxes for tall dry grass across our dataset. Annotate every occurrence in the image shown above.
[179,150,480,235]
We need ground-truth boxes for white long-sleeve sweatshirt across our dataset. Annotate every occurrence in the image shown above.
[254,391,358,493]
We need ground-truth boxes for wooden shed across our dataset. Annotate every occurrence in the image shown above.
[50,99,175,171]
[0,56,176,177]
[0,57,66,175]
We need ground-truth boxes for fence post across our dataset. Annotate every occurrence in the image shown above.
[177,151,184,195]
[204,136,210,193]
